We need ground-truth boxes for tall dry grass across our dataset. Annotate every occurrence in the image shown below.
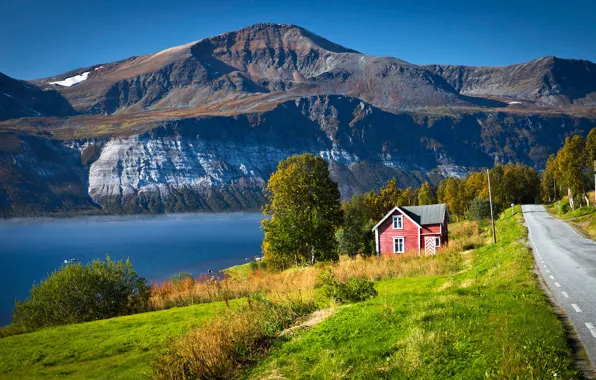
[149,220,485,310]
[152,297,316,380]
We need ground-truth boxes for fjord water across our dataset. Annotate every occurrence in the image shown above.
[0,213,264,326]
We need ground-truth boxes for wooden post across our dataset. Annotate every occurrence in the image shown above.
[487,169,497,244]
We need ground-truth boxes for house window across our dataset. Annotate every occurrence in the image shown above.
[394,237,405,253]
[435,237,441,247]
[393,215,403,229]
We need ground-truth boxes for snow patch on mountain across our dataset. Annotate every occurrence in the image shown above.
[50,72,90,87]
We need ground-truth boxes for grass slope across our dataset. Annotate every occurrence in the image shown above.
[245,208,579,379]
[546,201,596,240]
[0,302,227,379]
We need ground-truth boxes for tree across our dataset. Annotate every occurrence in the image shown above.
[586,128,596,166]
[399,187,417,206]
[557,136,586,209]
[262,154,342,268]
[468,197,492,220]
[417,182,436,205]
[12,256,150,331]
[335,195,375,258]
[439,177,466,218]
[463,172,488,202]
[541,155,559,203]
[364,178,403,220]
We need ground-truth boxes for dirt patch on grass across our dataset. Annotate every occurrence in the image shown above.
[279,308,336,337]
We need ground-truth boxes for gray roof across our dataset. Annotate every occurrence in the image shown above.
[401,204,448,225]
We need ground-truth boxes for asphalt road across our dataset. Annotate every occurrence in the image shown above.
[522,204,596,369]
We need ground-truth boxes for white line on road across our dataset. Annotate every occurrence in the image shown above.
[586,323,596,338]
[546,269,551,273]
[562,292,569,298]
[572,304,583,312]
[549,275,555,279]
[555,282,561,287]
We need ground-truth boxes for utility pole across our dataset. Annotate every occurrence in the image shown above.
[487,169,497,244]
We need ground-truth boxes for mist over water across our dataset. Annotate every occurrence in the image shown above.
[0,213,264,326]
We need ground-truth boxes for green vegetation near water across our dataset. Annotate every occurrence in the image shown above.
[0,302,226,379]
[245,208,579,378]
[0,208,579,379]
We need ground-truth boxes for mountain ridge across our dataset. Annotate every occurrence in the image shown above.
[1,23,596,217]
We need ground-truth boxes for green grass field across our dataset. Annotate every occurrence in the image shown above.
[0,302,228,379]
[244,208,579,379]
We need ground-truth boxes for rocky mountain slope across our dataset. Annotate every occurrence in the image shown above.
[1,23,595,217]
[0,73,75,120]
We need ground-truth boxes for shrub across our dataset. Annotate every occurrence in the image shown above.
[315,268,377,306]
[11,256,150,331]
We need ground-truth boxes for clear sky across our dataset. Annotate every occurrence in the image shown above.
[2,0,595,80]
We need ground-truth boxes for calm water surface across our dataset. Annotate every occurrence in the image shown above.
[0,213,264,326]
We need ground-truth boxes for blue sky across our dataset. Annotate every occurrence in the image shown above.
[2,0,595,80]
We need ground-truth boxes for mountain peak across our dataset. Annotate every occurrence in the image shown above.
[205,22,361,55]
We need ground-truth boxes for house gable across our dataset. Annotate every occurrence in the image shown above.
[376,208,421,255]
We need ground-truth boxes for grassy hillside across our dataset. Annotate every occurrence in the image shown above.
[244,208,579,378]
[0,302,228,379]
[546,200,596,240]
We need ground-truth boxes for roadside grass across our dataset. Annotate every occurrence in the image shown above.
[243,208,580,379]
[0,301,229,379]
[546,200,596,240]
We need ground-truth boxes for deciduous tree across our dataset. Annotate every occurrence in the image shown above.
[262,154,342,268]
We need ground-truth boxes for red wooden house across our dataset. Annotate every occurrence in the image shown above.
[371,204,449,256]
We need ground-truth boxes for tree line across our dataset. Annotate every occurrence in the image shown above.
[541,128,596,210]
[261,153,542,269]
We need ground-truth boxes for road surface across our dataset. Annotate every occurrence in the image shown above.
[522,204,596,369]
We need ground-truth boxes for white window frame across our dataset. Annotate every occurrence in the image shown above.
[393,236,405,253]
[435,236,441,247]
[392,215,403,230]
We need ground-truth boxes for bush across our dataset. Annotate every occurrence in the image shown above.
[315,268,377,306]
[11,256,150,331]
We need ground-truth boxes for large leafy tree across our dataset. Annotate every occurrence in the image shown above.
[262,154,342,268]
[586,128,596,166]
[416,182,436,205]
[541,155,559,202]
[557,136,586,209]
[335,194,375,258]
[438,177,466,218]
[363,178,403,220]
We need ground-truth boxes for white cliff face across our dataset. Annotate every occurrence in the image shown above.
[85,135,360,209]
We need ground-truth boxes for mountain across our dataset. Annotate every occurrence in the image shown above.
[1,23,596,217]
[0,73,75,121]
[425,56,596,106]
